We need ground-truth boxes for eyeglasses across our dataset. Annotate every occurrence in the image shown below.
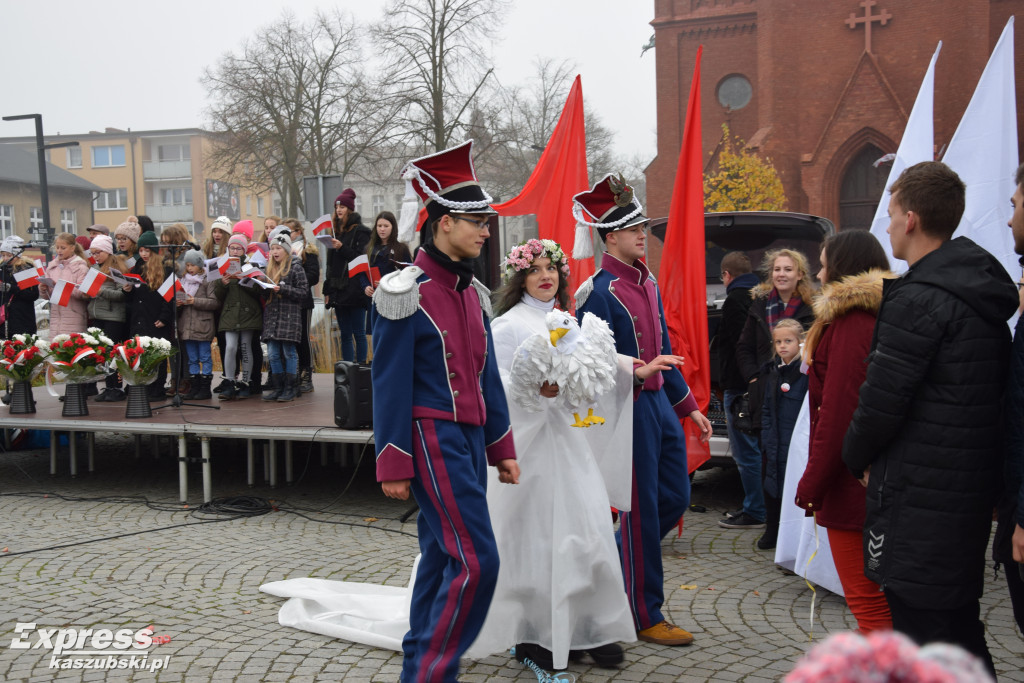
[454,215,490,231]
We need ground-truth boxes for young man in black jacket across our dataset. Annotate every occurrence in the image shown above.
[842,161,1017,676]
[715,252,768,534]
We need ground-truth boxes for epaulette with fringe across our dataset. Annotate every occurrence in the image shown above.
[470,278,493,319]
[574,275,596,308]
[373,266,423,320]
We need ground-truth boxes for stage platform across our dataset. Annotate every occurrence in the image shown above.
[0,374,373,504]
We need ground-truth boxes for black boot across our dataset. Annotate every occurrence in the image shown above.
[262,373,283,401]
[277,374,297,402]
[236,379,251,399]
[193,375,213,400]
[218,379,238,400]
[213,376,233,393]
[299,367,314,393]
[183,374,202,399]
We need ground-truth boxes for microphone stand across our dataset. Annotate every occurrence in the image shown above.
[149,243,219,411]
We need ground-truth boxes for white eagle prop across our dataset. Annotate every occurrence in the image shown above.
[509,310,619,427]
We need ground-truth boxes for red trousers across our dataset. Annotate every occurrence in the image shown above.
[827,527,893,634]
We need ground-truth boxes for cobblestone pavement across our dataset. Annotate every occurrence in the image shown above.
[0,432,1021,682]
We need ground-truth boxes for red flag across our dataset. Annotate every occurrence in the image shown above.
[493,75,592,299]
[661,47,710,473]
[14,266,42,290]
[157,273,183,302]
[79,268,108,297]
[49,280,74,307]
[311,214,332,236]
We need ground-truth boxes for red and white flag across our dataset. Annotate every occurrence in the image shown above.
[49,280,74,307]
[78,268,108,297]
[348,254,370,279]
[157,273,183,302]
[14,266,43,290]
[311,214,332,236]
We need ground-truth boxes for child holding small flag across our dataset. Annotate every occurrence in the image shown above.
[85,235,129,401]
[39,233,90,337]
[177,250,219,400]
[258,232,308,402]
[124,231,175,400]
[214,234,262,400]
[0,236,38,338]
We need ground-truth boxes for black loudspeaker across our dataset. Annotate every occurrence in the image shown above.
[334,361,373,429]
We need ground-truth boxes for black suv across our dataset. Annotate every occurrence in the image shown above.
[651,211,835,467]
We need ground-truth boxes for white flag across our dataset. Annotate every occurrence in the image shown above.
[870,42,941,274]
[943,17,1019,281]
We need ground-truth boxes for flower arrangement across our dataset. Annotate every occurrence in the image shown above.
[48,328,114,383]
[501,238,571,282]
[0,334,48,381]
[111,335,176,385]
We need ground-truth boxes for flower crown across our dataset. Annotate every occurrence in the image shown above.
[501,238,570,282]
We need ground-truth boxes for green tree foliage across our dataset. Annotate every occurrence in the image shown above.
[703,124,786,212]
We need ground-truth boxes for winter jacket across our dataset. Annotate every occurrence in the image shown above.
[42,254,90,336]
[761,355,807,499]
[215,264,263,333]
[0,259,38,336]
[86,267,127,323]
[125,263,174,341]
[323,213,372,310]
[295,244,321,310]
[735,285,814,427]
[177,278,219,342]
[842,237,1018,609]
[359,241,413,291]
[796,269,890,530]
[995,312,1024,566]
[715,271,760,392]
[261,257,309,344]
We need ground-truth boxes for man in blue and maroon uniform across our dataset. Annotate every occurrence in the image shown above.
[371,141,519,683]
[574,174,711,647]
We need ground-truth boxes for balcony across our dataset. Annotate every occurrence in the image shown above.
[144,203,194,222]
[143,160,192,180]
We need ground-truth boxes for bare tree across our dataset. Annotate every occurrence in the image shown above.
[374,0,508,153]
[202,10,399,217]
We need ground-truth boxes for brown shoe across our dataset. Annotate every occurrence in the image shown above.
[637,621,694,646]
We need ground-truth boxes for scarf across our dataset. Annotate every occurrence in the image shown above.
[521,292,556,312]
[422,243,474,292]
[766,288,802,329]
[182,272,204,297]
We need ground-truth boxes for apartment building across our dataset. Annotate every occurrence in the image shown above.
[0,128,276,241]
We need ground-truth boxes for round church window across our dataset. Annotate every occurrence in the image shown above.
[717,75,752,111]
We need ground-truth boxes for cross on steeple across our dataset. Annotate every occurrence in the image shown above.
[846,0,892,53]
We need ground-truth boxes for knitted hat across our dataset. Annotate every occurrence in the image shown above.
[115,222,141,243]
[228,233,248,251]
[268,225,290,243]
[86,224,110,235]
[335,188,356,211]
[0,235,25,255]
[75,235,92,251]
[137,231,160,250]
[233,220,254,241]
[211,216,232,234]
[89,235,114,254]
[270,232,292,252]
[571,173,647,259]
[183,249,206,268]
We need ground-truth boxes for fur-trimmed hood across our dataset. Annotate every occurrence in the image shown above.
[811,268,895,325]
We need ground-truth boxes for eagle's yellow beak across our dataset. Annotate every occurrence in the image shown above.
[549,327,569,347]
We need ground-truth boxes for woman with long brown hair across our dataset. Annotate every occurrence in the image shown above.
[124,231,175,400]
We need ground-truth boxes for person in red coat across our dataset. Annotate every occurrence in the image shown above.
[795,229,894,634]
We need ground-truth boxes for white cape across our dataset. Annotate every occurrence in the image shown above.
[260,301,637,667]
[775,395,844,596]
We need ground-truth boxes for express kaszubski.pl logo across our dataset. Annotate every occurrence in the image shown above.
[10,622,171,672]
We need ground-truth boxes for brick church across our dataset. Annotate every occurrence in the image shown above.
[645,0,1024,231]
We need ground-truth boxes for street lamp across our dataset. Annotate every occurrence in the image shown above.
[2,114,78,248]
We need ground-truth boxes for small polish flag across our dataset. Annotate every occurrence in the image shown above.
[348,254,370,279]
[311,214,332,236]
[122,273,145,284]
[14,266,43,290]
[79,269,108,297]
[157,273,183,302]
[215,256,231,276]
[50,280,74,307]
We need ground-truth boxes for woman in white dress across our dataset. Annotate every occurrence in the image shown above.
[471,239,637,672]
